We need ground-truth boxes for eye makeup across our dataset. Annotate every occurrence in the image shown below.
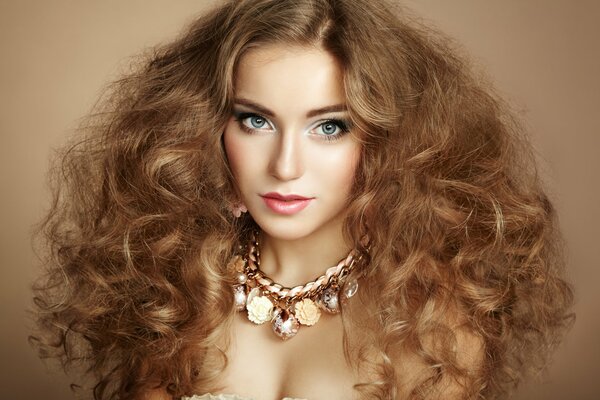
[233,111,275,134]
[232,110,352,142]
[309,118,351,142]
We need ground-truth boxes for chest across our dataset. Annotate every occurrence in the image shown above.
[213,312,359,400]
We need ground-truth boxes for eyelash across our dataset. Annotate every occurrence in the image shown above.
[233,112,351,142]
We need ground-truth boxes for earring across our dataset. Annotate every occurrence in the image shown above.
[228,202,248,218]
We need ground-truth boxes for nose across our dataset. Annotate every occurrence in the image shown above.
[268,130,304,181]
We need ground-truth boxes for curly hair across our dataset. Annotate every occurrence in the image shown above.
[31,0,574,399]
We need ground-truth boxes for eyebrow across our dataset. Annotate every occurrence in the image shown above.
[233,98,347,118]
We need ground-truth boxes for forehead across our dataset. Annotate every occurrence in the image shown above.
[234,44,345,113]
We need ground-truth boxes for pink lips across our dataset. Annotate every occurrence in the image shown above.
[261,192,314,215]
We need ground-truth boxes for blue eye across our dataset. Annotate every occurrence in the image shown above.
[247,116,267,129]
[311,119,350,141]
[318,122,341,135]
[234,112,274,133]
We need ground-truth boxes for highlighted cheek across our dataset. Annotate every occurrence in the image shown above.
[223,134,245,176]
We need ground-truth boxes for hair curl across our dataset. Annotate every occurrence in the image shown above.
[31,0,574,399]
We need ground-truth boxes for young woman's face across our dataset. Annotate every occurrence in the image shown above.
[223,44,360,241]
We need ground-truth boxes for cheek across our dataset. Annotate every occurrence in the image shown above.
[322,145,360,191]
[223,127,246,180]
[342,155,359,192]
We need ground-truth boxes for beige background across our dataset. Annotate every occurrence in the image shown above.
[1,1,598,398]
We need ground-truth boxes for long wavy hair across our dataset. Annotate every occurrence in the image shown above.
[31,0,574,399]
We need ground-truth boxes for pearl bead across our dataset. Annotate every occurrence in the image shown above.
[236,272,247,284]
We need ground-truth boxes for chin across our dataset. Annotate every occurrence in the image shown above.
[261,226,314,242]
[252,217,316,241]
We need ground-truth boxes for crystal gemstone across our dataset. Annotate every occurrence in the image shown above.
[272,309,300,340]
[319,286,340,313]
[233,285,247,311]
[343,279,358,298]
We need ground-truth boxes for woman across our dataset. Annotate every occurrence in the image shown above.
[31,0,574,399]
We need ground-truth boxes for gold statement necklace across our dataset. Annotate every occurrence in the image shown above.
[230,232,367,340]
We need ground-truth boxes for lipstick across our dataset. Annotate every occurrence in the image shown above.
[261,192,314,215]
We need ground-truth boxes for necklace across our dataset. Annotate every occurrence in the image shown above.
[230,232,366,340]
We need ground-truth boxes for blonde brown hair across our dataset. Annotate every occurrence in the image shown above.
[31,0,574,399]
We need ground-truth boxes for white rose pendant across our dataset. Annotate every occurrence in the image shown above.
[294,298,321,326]
[246,290,274,324]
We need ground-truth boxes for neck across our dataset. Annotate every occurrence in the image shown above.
[258,221,352,287]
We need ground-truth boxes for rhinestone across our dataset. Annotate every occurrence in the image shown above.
[272,309,300,340]
[236,272,248,284]
[343,279,358,299]
[233,285,247,311]
[319,286,340,314]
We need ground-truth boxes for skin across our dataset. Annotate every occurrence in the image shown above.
[223,43,361,286]
[207,43,363,400]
